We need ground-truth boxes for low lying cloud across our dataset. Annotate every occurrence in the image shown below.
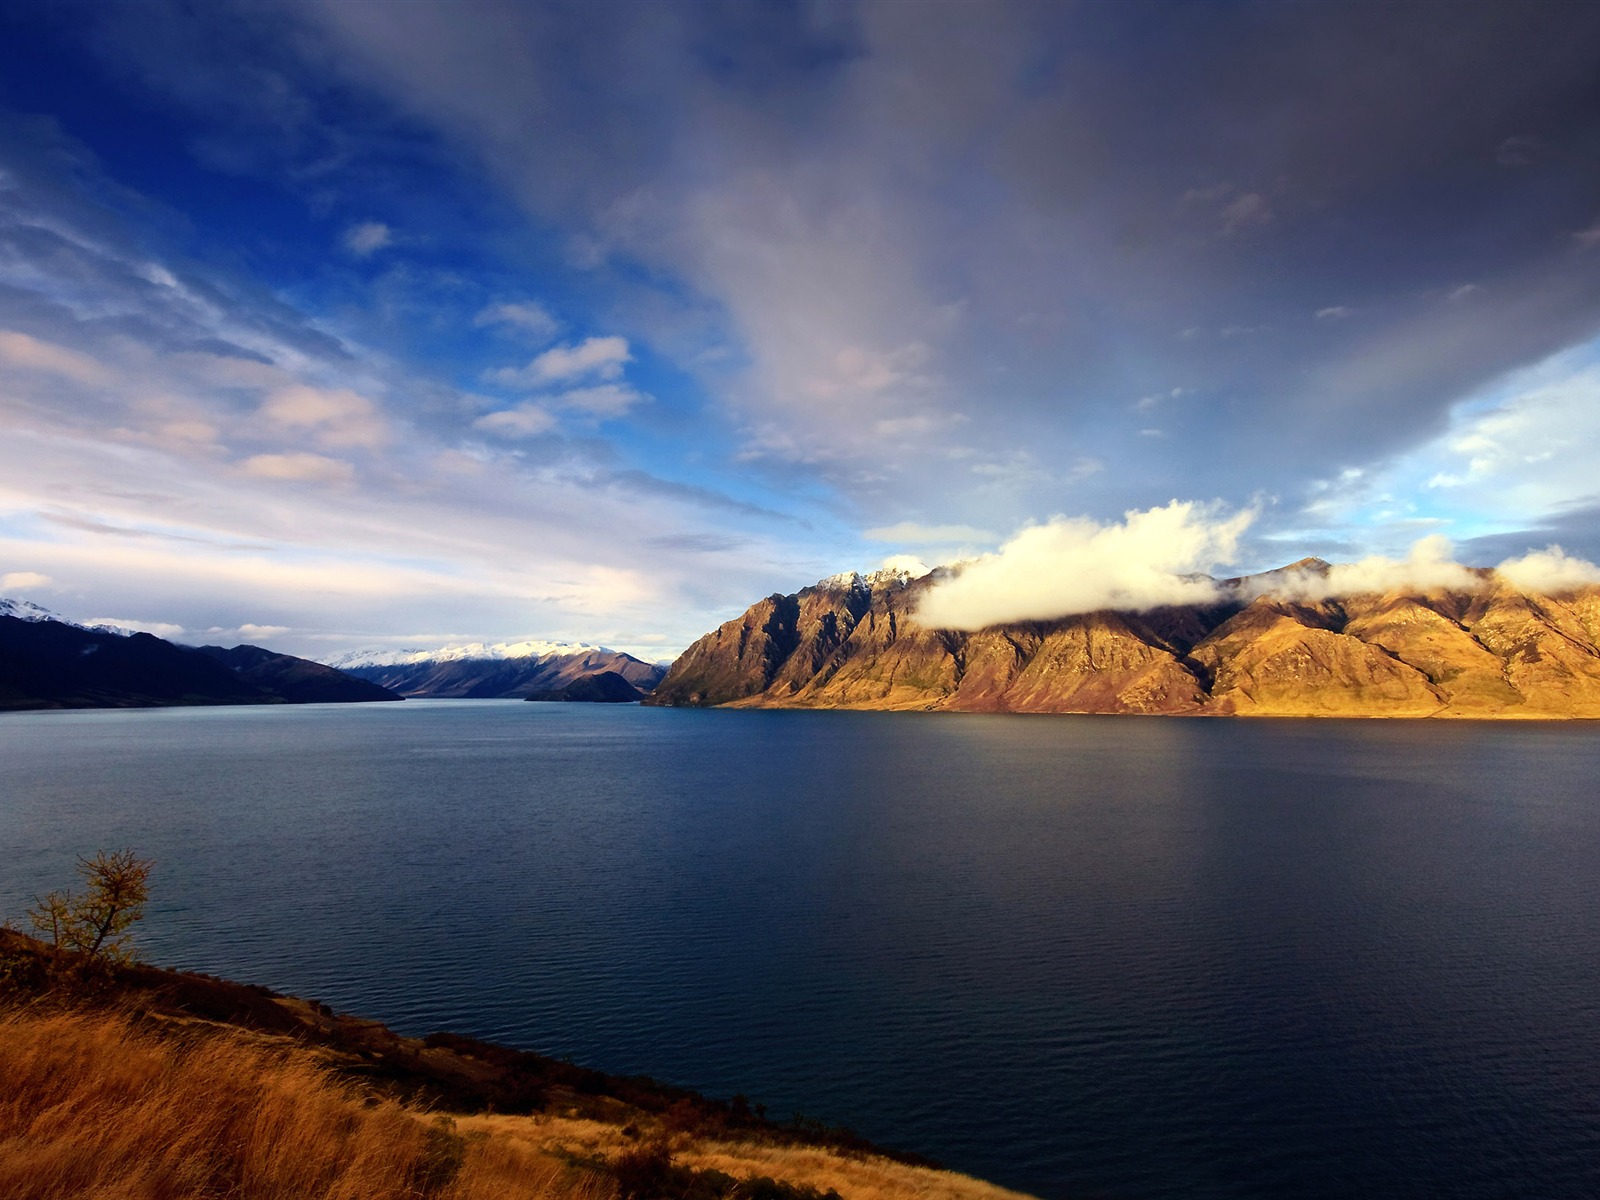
[238,623,291,640]
[1495,545,1600,593]
[913,501,1253,630]
[1252,536,1600,601]
[1252,535,1479,601]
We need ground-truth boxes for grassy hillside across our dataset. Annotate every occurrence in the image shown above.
[0,934,1034,1200]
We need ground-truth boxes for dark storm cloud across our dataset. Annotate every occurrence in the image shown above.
[1462,502,1600,568]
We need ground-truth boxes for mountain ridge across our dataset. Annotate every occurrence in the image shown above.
[337,643,667,699]
[647,565,1600,718]
[0,605,402,711]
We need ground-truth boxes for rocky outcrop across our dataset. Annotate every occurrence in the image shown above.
[648,568,1600,718]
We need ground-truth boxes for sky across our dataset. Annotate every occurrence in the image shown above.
[2,0,1600,661]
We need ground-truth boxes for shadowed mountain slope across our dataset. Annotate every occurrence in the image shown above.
[197,644,402,705]
[339,645,666,699]
[0,605,401,711]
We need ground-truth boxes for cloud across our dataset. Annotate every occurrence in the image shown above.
[0,330,113,386]
[863,521,994,544]
[238,622,291,639]
[489,336,631,386]
[1219,191,1274,235]
[1448,283,1483,301]
[1495,545,1600,593]
[1,571,52,590]
[1574,218,1600,251]
[914,501,1254,630]
[239,452,356,483]
[343,221,393,256]
[259,385,389,449]
[474,301,559,341]
[1250,536,1479,600]
[553,383,648,418]
[878,554,931,577]
[1316,306,1354,320]
[471,403,556,438]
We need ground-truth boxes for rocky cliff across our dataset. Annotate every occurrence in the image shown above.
[647,565,1600,717]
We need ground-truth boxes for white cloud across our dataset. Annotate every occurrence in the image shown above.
[1,571,52,590]
[343,221,393,256]
[863,521,994,544]
[1316,306,1354,320]
[259,385,389,450]
[878,554,931,577]
[471,403,557,438]
[0,330,113,386]
[240,452,356,483]
[474,301,559,341]
[554,383,648,418]
[1251,535,1480,600]
[914,501,1254,630]
[1495,545,1600,593]
[1574,217,1600,251]
[1448,282,1483,302]
[238,623,291,639]
[489,336,631,386]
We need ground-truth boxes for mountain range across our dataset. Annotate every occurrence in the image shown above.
[332,641,667,700]
[647,562,1600,718]
[0,601,399,711]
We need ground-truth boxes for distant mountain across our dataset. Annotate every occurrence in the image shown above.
[524,670,648,703]
[332,639,667,699]
[647,565,1600,718]
[0,601,401,711]
[195,644,400,705]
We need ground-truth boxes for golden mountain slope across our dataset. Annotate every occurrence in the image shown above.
[649,569,1600,717]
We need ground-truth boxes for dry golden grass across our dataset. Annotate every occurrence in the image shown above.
[0,1003,1037,1200]
[0,1006,607,1200]
[461,1114,1040,1200]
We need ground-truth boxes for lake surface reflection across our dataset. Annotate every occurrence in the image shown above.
[3,702,1599,1198]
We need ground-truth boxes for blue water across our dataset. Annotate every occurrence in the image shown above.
[2,701,1599,1198]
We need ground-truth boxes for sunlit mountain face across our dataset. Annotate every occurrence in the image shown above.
[2,1,1600,654]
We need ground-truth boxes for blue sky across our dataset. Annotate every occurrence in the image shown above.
[2,0,1599,659]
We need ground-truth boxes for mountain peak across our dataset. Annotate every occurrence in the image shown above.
[0,597,63,624]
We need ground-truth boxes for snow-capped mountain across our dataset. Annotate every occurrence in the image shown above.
[0,597,133,637]
[328,639,600,669]
[329,640,667,699]
[0,597,63,624]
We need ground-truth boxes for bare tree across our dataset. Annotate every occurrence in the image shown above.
[26,850,155,970]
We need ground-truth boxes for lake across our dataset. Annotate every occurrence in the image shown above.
[2,701,1598,1198]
